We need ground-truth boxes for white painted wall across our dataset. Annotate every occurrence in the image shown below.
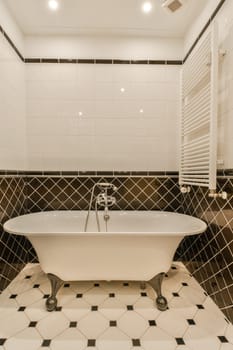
[0,2,26,170]
[26,63,180,171]
[25,35,183,60]
[184,0,233,169]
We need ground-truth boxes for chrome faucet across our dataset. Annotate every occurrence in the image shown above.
[84,182,117,232]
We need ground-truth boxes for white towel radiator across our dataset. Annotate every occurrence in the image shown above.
[179,23,219,193]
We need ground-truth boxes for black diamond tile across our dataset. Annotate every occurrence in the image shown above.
[132,339,141,347]
[109,293,115,298]
[123,282,129,286]
[187,319,196,325]
[87,339,96,347]
[55,306,62,311]
[141,292,147,297]
[94,283,99,287]
[149,320,156,326]
[91,306,98,311]
[127,305,134,310]
[33,284,40,288]
[171,266,177,270]
[182,282,188,286]
[176,338,185,345]
[0,339,6,346]
[29,321,37,327]
[18,306,26,312]
[172,292,180,297]
[110,320,117,327]
[69,321,77,328]
[218,336,228,343]
[9,294,17,299]
[196,304,204,309]
[76,294,83,298]
[64,283,70,288]
[43,294,50,299]
[42,339,51,347]
[25,275,32,279]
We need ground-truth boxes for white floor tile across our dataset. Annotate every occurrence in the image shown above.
[168,295,198,319]
[62,299,91,320]
[225,324,233,343]
[156,308,188,337]
[0,262,230,350]
[16,288,43,306]
[36,313,69,339]
[220,344,233,350]
[0,311,29,338]
[117,311,148,338]
[184,326,222,350]
[50,329,86,350]
[194,309,228,335]
[4,328,42,350]
[179,285,207,305]
[78,312,109,338]
[133,297,161,321]
[141,327,177,350]
[97,327,131,350]
[99,298,127,320]
[24,299,50,321]
[82,287,108,305]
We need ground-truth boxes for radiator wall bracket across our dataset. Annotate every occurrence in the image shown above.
[180,186,191,193]
[208,190,228,200]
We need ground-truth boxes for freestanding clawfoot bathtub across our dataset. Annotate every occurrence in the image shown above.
[4,210,207,312]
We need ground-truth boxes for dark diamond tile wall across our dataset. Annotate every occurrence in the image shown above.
[0,177,29,291]
[177,177,233,323]
[0,173,181,291]
[25,176,181,212]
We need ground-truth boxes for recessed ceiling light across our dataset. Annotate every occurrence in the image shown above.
[120,87,125,93]
[142,2,152,13]
[78,111,83,117]
[48,0,59,11]
[140,108,144,113]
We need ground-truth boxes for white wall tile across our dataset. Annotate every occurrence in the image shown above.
[26,63,180,170]
[0,35,27,170]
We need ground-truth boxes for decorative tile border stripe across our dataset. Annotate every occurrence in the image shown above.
[1,169,233,177]
[0,0,226,66]
[183,0,226,63]
[24,58,182,65]
[0,25,24,62]
[0,170,179,177]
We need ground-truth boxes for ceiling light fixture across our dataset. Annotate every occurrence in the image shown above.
[48,0,59,11]
[142,2,152,13]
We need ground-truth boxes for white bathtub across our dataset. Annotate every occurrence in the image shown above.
[4,210,207,311]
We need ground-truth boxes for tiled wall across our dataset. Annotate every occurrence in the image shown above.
[0,172,181,292]
[0,29,26,170]
[25,63,180,171]
[0,176,29,291]
[177,176,233,322]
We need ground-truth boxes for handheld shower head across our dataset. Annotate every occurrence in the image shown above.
[96,182,117,191]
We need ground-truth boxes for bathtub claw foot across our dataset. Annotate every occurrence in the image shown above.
[46,273,63,312]
[156,296,168,311]
[148,272,168,311]
[46,296,58,312]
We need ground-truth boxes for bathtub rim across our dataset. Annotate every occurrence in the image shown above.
[3,210,207,237]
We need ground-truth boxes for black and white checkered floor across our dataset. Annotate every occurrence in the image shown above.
[0,262,232,350]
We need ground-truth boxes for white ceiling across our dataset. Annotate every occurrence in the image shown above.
[4,0,209,37]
